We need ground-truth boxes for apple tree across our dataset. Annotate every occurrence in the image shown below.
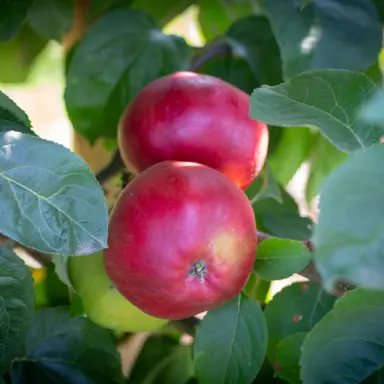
[1,0,384,383]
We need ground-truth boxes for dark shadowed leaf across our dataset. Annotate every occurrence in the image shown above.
[65,7,190,143]
[0,132,108,255]
[0,23,47,84]
[0,246,34,375]
[253,188,313,241]
[264,282,336,362]
[254,238,311,281]
[313,144,384,290]
[306,133,349,203]
[0,91,33,134]
[300,288,384,383]
[250,70,383,152]
[27,0,74,40]
[11,307,123,384]
[131,0,195,26]
[0,0,33,41]
[226,16,283,86]
[275,332,307,384]
[194,294,267,384]
[262,0,382,78]
[52,255,73,289]
[86,0,133,21]
[196,54,259,95]
[128,335,193,384]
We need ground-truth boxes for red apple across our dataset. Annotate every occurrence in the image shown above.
[104,161,258,320]
[118,71,269,190]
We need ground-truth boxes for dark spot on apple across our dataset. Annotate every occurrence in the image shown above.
[189,260,207,280]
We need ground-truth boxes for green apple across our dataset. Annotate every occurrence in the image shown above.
[69,251,168,332]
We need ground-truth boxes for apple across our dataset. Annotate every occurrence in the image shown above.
[118,71,269,189]
[104,160,258,320]
[69,251,168,332]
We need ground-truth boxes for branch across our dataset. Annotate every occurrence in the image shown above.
[189,40,232,72]
[95,150,125,185]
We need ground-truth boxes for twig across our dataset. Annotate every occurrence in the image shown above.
[96,150,125,185]
[189,40,232,71]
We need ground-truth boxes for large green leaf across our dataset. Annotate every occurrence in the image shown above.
[250,70,384,152]
[128,335,193,384]
[0,246,34,375]
[262,0,382,78]
[0,0,33,41]
[198,0,258,41]
[0,23,47,84]
[306,133,349,203]
[65,7,190,143]
[254,238,311,281]
[313,144,384,290]
[27,0,74,41]
[11,307,123,383]
[264,282,336,362]
[86,0,134,21]
[226,16,283,86]
[0,132,108,255]
[300,288,384,383]
[194,294,267,384]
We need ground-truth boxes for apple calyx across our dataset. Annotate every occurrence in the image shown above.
[189,260,207,280]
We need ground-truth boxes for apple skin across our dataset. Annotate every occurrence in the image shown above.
[103,160,258,320]
[69,251,168,332]
[117,71,269,190]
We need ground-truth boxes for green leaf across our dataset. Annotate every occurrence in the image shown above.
[253,189,313,241]
[128,335,193,384]
[27,0,74,41]
[245,163,282,205]
[198,0,258,41]
[275,332,307,384]
[313,144,384,290]
[11,307,124,383]
[360,87,384,125]
[131,0,195,27]
[0,132,108,255]
[65,8,191,143]
[306,133,349,203]
[0,246,34,375]
[194,294,267,384]
[268,128,312,186]
[264,282,336,362]
[250,69,384,152]
[0,0,33,41]
[0,91,32,133]
[196,53,259,95]
[254,238,311,281]
[226,16,283,86]
[300,288,384,383]
[86,0,133,21]
[262,0,382,78]
[52,255,74,290]
[243,272,271,305]
[0,23,47,84]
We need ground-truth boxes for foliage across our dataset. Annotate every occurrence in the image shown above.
[0,0,384,383]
